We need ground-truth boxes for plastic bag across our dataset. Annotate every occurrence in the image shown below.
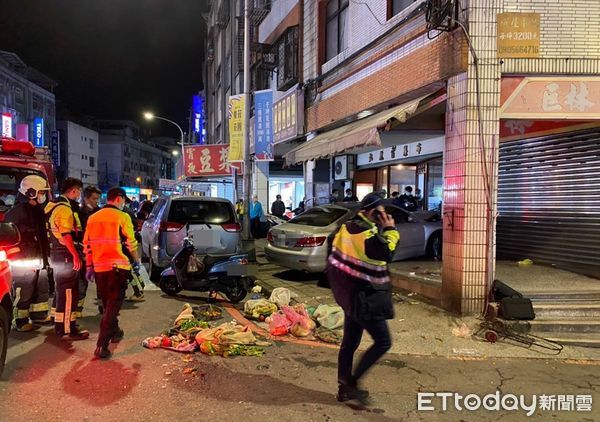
[244,299,278,319]
[269,287,297,308]
[267,311,291,336]
[312,304,345,330]
[281,305,316,332]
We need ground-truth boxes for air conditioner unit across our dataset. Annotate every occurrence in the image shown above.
[334,155,355,181]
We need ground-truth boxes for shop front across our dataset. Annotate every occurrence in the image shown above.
[497,76,600,277]
[352,135,444,211]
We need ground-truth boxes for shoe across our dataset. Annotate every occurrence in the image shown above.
[94,346,112,359]
[32,316,53,326]
[126,294,145,302]
[111,328,124,343]
[62,330,90,341]
[337,383,370,408]
[15,323,37,332]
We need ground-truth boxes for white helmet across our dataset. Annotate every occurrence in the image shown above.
[19,175,51,199]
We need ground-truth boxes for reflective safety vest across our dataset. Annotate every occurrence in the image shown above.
[83,205,138,273]
[328,213,399,284]
[45,196,82,252]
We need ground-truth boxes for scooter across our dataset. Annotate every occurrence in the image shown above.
[159,236,253,303]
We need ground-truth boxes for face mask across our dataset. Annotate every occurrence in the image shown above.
[37,193,47,204]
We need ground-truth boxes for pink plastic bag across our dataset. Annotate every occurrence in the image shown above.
[281,305,316,331]
[268,311,291,336]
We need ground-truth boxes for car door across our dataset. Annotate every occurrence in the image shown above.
[141,198,165,256]
[391,209,423,260]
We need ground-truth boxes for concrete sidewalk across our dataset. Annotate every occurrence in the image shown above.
[255,260,600,361]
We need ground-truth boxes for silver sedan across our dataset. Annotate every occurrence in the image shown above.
[264,203,442,273]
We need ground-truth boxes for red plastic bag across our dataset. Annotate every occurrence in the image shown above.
[268,311,291,336]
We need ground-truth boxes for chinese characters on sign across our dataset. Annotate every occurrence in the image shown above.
[1,113,12,137]
[184,145,243,177]
[228,94,246,162]
[497,13,540,59]
[254,90,274,161]
[500,77,600,118]
[356,138,444,167]
[274,89,304,144]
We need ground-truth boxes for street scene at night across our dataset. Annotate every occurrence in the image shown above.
[1,1,600,421]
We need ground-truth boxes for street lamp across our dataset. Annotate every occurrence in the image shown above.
[143,111,185,168]
[171,150,179,157]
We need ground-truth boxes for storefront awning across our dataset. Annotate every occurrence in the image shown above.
[284,96,425,166]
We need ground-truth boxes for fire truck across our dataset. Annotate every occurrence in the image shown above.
[0,137,56,220]
[0,137,55,375]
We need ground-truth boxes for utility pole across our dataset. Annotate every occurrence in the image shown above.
[242,0,252,241]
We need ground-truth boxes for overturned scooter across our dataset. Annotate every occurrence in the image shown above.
[159,235,253,303]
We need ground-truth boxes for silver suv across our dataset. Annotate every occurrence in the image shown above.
[141,196,241,278]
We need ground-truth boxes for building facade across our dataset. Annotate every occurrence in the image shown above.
[56,120,100,186]
[0,50,57,145]
[97,120,175,194]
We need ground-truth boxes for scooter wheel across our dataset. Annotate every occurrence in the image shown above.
[159,276,182,296]
[225,280,247,304]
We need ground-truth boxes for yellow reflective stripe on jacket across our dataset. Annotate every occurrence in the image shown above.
[45,197,81,242]
[328,254,390,284]
[84,206,137,272]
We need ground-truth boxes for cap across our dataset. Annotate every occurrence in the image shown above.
[107,187,131,203]
[360,191,398,211]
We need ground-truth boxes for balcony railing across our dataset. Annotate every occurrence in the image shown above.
[248,0,271,25]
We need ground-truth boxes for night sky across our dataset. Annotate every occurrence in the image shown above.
[0,0,208,136]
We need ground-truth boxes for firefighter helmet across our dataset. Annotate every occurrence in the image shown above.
[19,175,51,199]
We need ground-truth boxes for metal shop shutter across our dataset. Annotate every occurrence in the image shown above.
[496,129,600,277]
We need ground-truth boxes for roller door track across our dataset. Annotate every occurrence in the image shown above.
[497,129,600,278]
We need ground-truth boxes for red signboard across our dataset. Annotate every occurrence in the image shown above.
[184,145,243,177]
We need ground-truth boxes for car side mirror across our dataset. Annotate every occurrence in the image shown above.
[0,223,21,248]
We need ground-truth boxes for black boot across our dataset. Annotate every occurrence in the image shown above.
[111,328,124,343]
[337,382,370,408]
[94,346,112,359]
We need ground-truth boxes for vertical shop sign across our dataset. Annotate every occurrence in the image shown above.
[51,130,60,167]
[34,118,44,146]
[228,94,246,162]
[1,113,12,137]
[254,90,274,161]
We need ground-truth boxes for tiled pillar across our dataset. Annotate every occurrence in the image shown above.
[253,160,269,209]
[442,2,501,314]
[304,160,315,209]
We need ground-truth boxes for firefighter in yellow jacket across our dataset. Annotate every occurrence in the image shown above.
[327,191,400,408]
[45,177,89,340]
[83,187,140,359]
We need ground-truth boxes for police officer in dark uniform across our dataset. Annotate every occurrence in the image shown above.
[327,191,400,408]
[45,177,89,340]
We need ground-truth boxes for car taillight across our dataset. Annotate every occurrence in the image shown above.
[222,222,242,232]
[267,231,274,244]
[160,221,184,232]
[294,236,326,248]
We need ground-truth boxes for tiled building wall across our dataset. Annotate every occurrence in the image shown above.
[442,0,502,314]
[303,0,319,82]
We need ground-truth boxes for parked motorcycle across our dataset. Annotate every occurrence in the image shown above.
[159,235,252,303]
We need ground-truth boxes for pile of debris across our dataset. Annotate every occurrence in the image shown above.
[244,287,345,344]
[142,303,269,357]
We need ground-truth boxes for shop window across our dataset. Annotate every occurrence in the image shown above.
[426,159,443,211]
[325,0,349,61]
[387,0,416,19]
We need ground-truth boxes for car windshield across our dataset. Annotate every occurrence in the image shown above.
[0,167,45,210]
[168,200,235,225]
[289,207,348,227]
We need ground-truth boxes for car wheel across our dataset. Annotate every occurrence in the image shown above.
[225,279,247,304]
[427,231,443,260]
[159,276,182,296]
[0,306,8,377]
[148,258,163,281]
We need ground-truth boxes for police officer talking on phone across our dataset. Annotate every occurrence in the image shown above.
[327,191,400,408]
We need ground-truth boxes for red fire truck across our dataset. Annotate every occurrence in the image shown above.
[0,137,55,375]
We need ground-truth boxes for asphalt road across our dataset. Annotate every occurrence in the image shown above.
[1,283,599,421]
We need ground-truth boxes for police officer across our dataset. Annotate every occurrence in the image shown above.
[84,187,140,359]
[4,175,51,331]
[45,177,89,340]
[326,191,399,408]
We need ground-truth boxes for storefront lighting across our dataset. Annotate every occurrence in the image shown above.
[396,164,405,170]
[357,109,375,119]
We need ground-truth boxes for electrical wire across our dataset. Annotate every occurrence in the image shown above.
[349,0,388,26]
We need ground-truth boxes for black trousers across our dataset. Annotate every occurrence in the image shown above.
[51,254,80,336]
[338,313,392,385]
[12,267,49,325]
[250,217,261,239]
[96,269,129,348]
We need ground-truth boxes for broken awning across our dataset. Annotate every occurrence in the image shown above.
[284,96,425,166]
